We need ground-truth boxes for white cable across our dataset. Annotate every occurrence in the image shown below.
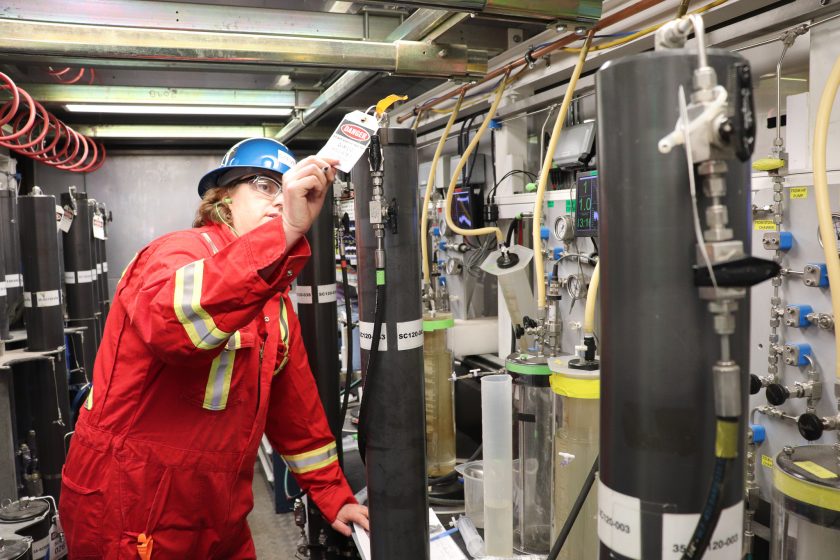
[679,85,718,293]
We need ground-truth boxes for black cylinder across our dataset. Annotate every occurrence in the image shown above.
[0,186,9,340]
[352,128,428,560]
[61,191,99,380]
[0,185,24,330]
[96,203,110,322]
[18,192,66,351]
[297,199,346,557]
[88,200,104,338]
[596,51,750,559]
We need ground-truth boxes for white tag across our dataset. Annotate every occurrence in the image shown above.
[662,501,743,559]
[59,206,75,233]
[92,214,106,240]
[78,269,94,283]
[50,513,68,559]
[598,480,642,559]
[55,204,64,231]
[0,281,5,297]
[296,284,313,304]
[64,271,76,284]
[96,263,103,274]
[317,283,337,303]
[396,319,424,350]
[103,262,108,273]
[5,274,20,288]
[359,320,387,351]
[32,534,50,558]
[316,110,380,173]
[24,290,61,308]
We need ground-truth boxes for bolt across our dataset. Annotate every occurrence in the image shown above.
[575,26,586,36]
[513,34,522,44]
[555,24,567,33]
[821,0,830,6]
[437,49,448,58]
[783,446,794,457]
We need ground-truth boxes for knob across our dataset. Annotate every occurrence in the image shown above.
[749,374,763,395]
[765,383,790,406]
[797,412,824,441]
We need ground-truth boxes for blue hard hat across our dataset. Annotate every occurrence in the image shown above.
[198,137,297,197]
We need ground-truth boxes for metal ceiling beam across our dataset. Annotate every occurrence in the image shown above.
[73,124,281,140]
[2,0,402,41]
[353,0,603,24]
[0,19,485,78]
[275,8,468,143]
[13,84,297,107]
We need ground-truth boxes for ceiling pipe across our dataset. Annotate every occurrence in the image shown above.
[352,1,603,24]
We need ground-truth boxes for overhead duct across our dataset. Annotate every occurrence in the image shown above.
[353,1,603,24]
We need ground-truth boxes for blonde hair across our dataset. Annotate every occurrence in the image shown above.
[193,187,233,228]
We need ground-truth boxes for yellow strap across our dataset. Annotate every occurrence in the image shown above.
[715,420,739,459]
[549,373,599,399]
[137,533,154,560]
[752,158,785,171]
[375,94,408,118]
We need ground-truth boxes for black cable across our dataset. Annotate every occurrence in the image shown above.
[488,170,537,202]
[547,455,599,560]
[681,457,732,560]
[429,497,465,506]
[591,237,599,255]
[357,282,385,464]
[337,219,355,465]
[505,217,520,247]
[428,444,483,487]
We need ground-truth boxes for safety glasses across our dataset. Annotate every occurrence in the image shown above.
[242,174,282,199]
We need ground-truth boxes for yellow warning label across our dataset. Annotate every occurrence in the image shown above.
[761,455,774,469]
[754,220,777,231]
[795,460,839,480]
[790,187,808,199]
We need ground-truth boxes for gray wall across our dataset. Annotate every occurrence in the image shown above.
[31,152,223,296]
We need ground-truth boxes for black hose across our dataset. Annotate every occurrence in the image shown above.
[357,282,385,464]
[337,222,354,467]
[505,217,520,248]
[547,455,599,560]
[681,457,732,560]
[428,444,483,487]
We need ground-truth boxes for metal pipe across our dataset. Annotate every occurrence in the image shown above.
[352,0,603,23]
[0,19,485,77]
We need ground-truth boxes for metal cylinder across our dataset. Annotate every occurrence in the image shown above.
[18,192,65,351]
[296,199,345,558]
[596,50,750,559]
[352,127,428,560]
[61,191,99,381]
[0,183,24,331]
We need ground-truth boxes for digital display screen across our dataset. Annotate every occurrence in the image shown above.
[453,188,477,228]
[575,171,599,237]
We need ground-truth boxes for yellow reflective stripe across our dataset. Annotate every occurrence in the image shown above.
[173,259,231,350]
[283,442,338,474]
[84,386,93,410]
[202,332,239,411]
[275,299,290,373]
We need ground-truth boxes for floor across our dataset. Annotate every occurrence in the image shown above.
[249,464,302,559]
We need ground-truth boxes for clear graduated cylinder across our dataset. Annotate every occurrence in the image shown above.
[423,312,456,476]
[481,373,514,556]
[771,445,840,559]
[550,365,600,560]
[512,370,555,554]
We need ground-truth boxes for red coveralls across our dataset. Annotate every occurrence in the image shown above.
[58,218,355,559]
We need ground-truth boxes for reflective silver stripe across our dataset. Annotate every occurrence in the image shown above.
[201,232,220,255]
[282,442,338,474]
[173,260,230,350]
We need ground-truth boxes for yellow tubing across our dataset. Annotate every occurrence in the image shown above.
[583,262,600,336]
[444,71,512,244]
[421,92,465,285]
[812,54,840,385]
[534,30,594,309]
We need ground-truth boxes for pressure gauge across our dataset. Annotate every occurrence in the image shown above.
[554,215,575,242]
[817,212,840,255]
[446,259,463,276]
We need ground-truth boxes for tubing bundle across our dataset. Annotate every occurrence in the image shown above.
[0,71,105,173]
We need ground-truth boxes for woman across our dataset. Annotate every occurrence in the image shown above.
[59,138,368,559]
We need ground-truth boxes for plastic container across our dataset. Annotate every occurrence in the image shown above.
[423,312,456,477]
[481,374,514,556]
[456,459,521,531]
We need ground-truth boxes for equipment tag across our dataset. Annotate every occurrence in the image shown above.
[317,110,380,173]
[50,513,68,559]
[359,320,388,351]
[59,206,75,233]
[55,204,64,231]
[753,220,776,231]
[64,272,76,285]
[396,319,424,351]
[789,187,808,200]
[296,285,313,305]
[93,214,106,240]
[317,283,337,303]
[24,290,61,308]
[5,274,21,288]
[598,481,642,559]
[761,454,774,469]
[661,501,742,559]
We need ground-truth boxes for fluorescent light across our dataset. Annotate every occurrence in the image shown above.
[64,104,293,116]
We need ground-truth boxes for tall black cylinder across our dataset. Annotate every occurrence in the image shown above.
[0,184,9,340]
[596,50,750,560]
[88,200,104,338]
[19,191,66,351]
[61,191,99,381]
[297,200,345,557]
[352,127,428,560]
[0,184,24,330]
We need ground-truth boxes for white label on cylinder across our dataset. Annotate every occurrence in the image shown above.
[661,501,743,559]
[64,271,76,284]
[0,281,6,296]
[77,270,94,283]
[35,290,61,308]
[317,283,337,303]
[32,534,49,559]
[96,263,102,274]
[6,274,21,288]
[296,285,313,304]
[103,261,108,273]
[396,319,424,351]
[598,480,642,559]
[23,292,31,307]
[359,320,388,351]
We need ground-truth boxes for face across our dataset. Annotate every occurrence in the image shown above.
[226,174,284,235]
